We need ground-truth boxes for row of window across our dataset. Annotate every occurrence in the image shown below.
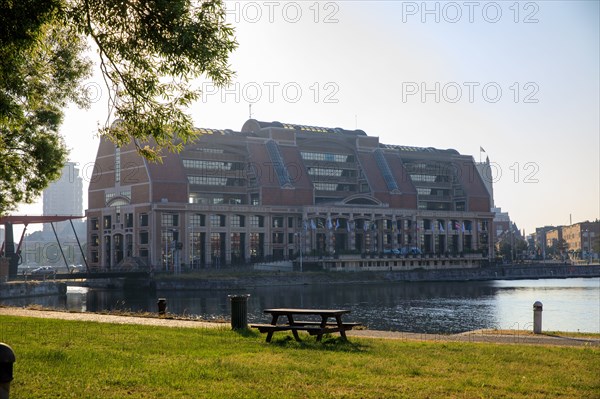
[187,214,296,229]
[94,212,484,233]
[300,151,354,163]
[183,159,245,171]
[307,167,356,178]
[188,195,245,205]
[188,176,246,186]
[90,213,149,231]
[314,182,357,191]
[416,188,451,197]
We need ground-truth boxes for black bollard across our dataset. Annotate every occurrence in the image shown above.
[157,298,167,316]
[0,343,15,399]
[228,294,250,330]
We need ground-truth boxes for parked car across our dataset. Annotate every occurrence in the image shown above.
[31,266,55,275]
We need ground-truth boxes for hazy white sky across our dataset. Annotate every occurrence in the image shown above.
[15,0,600,236]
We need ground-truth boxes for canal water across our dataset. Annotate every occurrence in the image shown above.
[2,278,599,334]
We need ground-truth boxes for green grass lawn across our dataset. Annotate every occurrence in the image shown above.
[1,316,598,398]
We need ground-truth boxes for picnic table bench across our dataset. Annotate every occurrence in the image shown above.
[250,308,361,342]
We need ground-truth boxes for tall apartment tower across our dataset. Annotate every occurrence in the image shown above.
[43,162,83,232]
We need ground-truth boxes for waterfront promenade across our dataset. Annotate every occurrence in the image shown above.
[2,306,598,347]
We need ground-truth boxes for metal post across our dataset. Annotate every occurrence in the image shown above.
[70,219,90,273]
[0,343,15,399]
[50,222,70,273]
[533,301,543,334]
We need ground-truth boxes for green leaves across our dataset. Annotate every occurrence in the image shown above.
[0,3,90,214]
[73,0,237,155]
[0,0,237,213]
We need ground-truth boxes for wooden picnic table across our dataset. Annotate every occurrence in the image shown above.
[250,308,361,342]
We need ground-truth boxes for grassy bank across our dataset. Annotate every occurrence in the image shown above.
[1,316,598,398]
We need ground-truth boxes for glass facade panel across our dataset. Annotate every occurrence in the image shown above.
[231,215,245,228]
[139,231,149,244]
[249,215,264,228]
[250,232,264,259]
[272,217,284,228]
[314,182,337,191]
[125,213,134,228]
[210,214,225,227]
[308,167,344,177]
[115,147,120,183]
[161,213,179,227]
[210,233,221,257]
[190,214,205,227]
[183,159,244,170]
[272,232,284,244]
[300,151,353,163]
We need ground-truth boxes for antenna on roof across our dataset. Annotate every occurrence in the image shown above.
[249,104,253,119]
[355,114,357,129]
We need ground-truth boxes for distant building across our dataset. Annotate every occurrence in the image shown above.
[86,119,494,270]
[545,228,563,248]
[544,227,564,259]
[43,162,83,234]
[533,226,557,259]
[561,221,599,258]
[492,207,510,242]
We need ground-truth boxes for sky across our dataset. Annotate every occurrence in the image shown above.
[14,0,600,236]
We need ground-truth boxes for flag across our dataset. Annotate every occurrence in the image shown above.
[480,146,486,152]
[335,219,340,230]
[363,221,368,232]
[310,219,316,230]
[439,222,444,232]
[347,221,352,232]
[454,221,461,230]
[461,222,466,233]
[317,219,324,229]
[327,216,333,230]
[303,220,308,231]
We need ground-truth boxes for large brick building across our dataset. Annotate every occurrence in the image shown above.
[86,119,493,270]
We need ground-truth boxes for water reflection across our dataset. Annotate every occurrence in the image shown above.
[2,278,598,334]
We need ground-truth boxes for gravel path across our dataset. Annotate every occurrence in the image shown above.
[0,307,226,330]
[2,307,598,347]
